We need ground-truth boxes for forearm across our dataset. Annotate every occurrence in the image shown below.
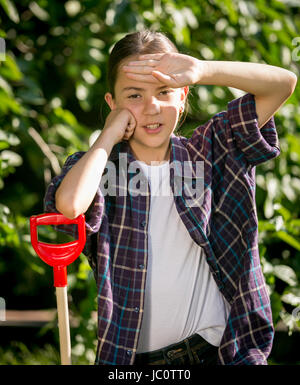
[55,132,114,219]
[197,60,297,128]
[198,60,296,97]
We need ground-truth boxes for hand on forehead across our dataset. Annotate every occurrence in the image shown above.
[120,52,196,90]
[119,54,164,85]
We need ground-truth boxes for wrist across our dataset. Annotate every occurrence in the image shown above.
[196,60,214,85]
[91,130,115,153]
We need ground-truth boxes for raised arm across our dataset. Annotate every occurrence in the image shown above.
[122,53,297,128]
[197,61,297,128]
[55,108,136,219]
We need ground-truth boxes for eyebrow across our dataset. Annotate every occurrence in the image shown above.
[121,86,171,93]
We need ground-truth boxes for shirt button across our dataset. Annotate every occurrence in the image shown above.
[134,307,140,313]
[126,350,132,356]
[139,264,145,269]
[140,220,146,228]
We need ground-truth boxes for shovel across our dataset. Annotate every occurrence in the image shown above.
[30,213,86,365]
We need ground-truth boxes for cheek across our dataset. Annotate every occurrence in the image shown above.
[125,105,140,122]
[115,100,139,118]
[164,105,180,120]
[125,103,144,120]
[116,100,179,124]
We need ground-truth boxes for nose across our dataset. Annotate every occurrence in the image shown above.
[143,96,160,115]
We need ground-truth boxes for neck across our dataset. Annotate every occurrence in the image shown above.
[129,140,171,165]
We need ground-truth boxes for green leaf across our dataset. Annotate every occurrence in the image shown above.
[0,55,23,81]
[273,204,292,221]
[28,1,49,21]
[275,230,300,251]
[258,220,276,232]
[0,129,20,146]
[16,80,45,105]
[281,288,300,306]
[273,265,298,287]
[88,64,101,80]
[0,141,9,150]
[0,0,20,23]
[1,150,22,167]
[54,107,78,127]
[29,262,45,275]
[270,292,282,325]
[77,259,92,280]
[0,75,12,95]
[286,133,300,161]
[264,197,274,219]
[0,89,22,113]
[289,219,300,229]
[54,124,83,148]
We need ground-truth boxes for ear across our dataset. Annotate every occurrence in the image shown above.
[180,86,189,102]
[179,86,189,110]
[105,92,116,110]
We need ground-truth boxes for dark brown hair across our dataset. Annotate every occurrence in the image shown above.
[106,30,189,128]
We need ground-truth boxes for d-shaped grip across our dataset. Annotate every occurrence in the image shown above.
[30,213,86,287]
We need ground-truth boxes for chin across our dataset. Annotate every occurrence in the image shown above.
[134,137,170,148]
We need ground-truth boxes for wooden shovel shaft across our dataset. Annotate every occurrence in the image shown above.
[56,286,71,365]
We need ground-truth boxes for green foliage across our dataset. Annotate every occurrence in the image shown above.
[0,0,299,364]
[0,342,60,365]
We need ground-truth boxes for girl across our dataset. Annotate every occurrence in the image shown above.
[44,30,297,365]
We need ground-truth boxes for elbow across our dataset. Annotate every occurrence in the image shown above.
[55,191,83,220]
[275,71,297,106]
[58,208,80,220]
[285,71,297,97]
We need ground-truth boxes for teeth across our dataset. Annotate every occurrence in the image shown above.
[146,124,160,129]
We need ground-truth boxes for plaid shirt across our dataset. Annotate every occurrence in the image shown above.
[44,93,280,365]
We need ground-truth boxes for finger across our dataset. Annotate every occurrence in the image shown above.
[123,130,134,140]
[123,65,155,74]
[151,70,177,86]
[127,121,136,129]
[127,113,136,129]
[126,59,158,67]
[124,72,160,83]
[138,53,164,60]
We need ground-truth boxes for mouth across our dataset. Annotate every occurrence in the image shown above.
[143,123,163,134]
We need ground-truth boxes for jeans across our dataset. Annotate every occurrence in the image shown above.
[134,333,219,365]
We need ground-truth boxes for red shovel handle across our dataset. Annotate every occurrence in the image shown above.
[30,213,86,287]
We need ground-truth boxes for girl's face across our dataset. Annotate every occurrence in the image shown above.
[105,55,188,161]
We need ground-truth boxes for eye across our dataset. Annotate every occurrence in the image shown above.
[128,94,140,99]
[160,90,171,95]
[127,90,172,99]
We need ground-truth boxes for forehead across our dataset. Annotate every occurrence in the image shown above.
[115,55,167,92]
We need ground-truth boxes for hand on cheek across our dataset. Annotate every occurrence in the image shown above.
[123,112,136,141]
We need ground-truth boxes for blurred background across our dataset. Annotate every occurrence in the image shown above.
[0,0,299,365]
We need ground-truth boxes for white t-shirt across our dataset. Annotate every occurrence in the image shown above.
[135,160,231,353]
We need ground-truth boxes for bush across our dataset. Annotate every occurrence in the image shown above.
[0,0,299,364]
